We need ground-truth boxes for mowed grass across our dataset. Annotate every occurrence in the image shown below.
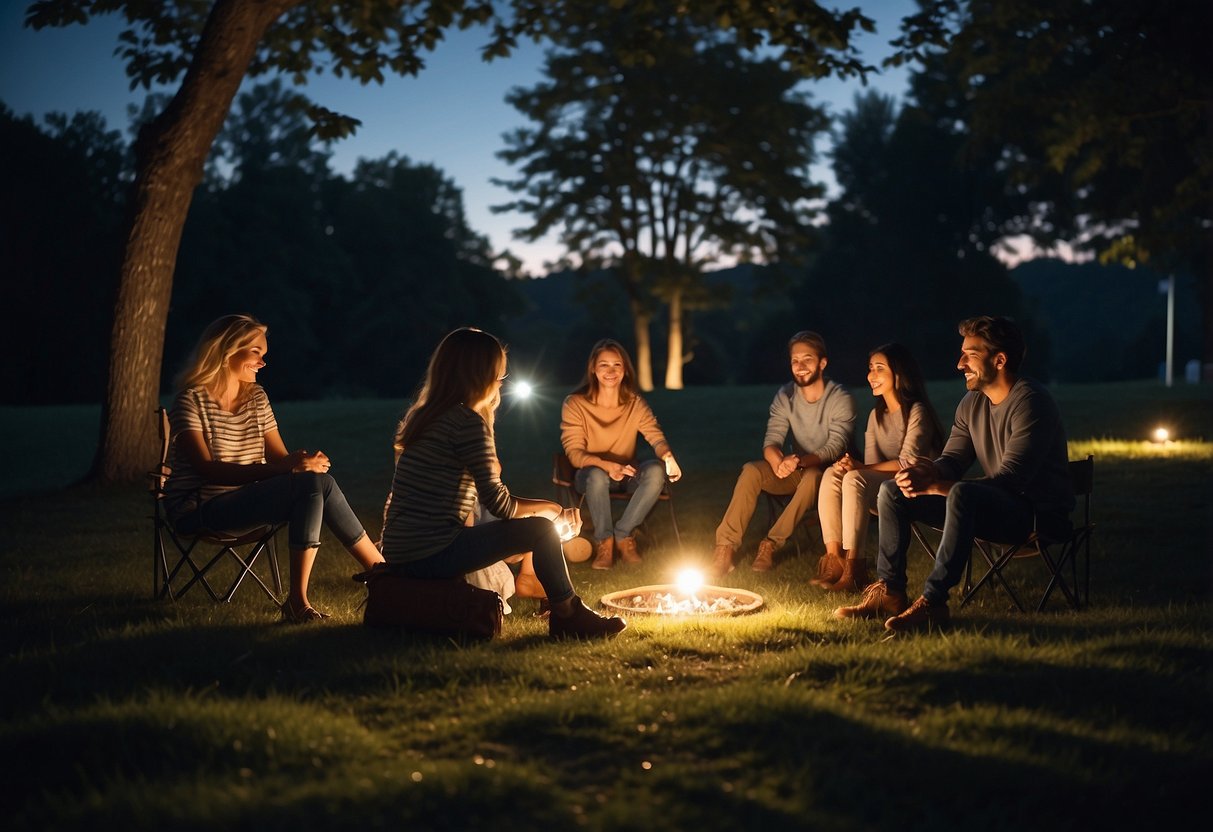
[1,381,1211,830]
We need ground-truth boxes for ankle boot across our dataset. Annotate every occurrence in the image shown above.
[591,537,614,570]
[809,551,845,587]
[823,558,870,593]
[549,595,627,639]
[709,544,736,579]
[616,536,642,564]
[751,539,776,572]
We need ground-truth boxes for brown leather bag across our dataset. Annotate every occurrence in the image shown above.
[358,566,503,640]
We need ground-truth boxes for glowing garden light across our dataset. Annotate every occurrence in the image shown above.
[512,380,534,400]
[1151,426,1170,444]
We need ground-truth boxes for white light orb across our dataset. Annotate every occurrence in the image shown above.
[675,568,705,596]
[513,380,533,400]
[1152,426,1170,443]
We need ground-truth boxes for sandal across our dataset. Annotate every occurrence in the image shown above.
[280,601,331,623]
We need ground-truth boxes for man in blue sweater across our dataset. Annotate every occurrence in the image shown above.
[710,331,855,577]
[835,316,1073,632]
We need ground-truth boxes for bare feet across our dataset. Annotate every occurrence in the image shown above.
[514,571,547,599]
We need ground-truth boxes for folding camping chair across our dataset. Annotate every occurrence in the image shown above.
[912,455,1095,612]
[149,407,283,605]
[552,452,682,547]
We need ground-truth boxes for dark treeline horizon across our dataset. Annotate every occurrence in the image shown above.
[1,84,1199,406]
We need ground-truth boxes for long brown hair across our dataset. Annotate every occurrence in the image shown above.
[869,342,944,447]
[573,338,639,405]
[394,328,507,456]
[174,314,267,405]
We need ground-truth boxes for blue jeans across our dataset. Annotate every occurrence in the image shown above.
[575,459,666,542]
[875,478,1034,603]
[397,516,575,604]
[175,472,368,550]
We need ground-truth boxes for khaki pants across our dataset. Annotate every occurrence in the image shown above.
[714,460,824,549]
[817,466,893,555]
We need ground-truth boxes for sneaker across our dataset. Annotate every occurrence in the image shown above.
[616,535,642,564]
[549,596,627,639]
[832,580,908,620]
[751,539,776,572]
[591,537,614,570]
[884,595,950,632]
[708,544,736,579]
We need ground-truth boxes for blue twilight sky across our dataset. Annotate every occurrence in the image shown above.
[0,1,916,274]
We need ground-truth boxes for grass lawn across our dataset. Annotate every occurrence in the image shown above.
[2,380,1211,830]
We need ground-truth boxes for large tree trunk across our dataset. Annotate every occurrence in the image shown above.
[90,0,297,483]
[631,299,654,393]
[663,287,684,390]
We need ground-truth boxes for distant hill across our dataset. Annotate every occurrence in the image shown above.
[1011,260,1201,382]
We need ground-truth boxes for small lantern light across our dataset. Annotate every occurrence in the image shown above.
[1151,426,1170,444]
[512,380,534,400]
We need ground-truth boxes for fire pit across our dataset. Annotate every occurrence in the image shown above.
[599,583,764,616]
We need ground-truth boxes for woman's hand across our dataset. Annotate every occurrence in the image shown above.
[604,461,637,481]
[833,453,856,474]
[664,455,683,483]
[555,506,582,541]
[288,450,331,474]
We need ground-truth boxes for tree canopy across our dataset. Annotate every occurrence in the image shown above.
[495,4,829,389]
[26,0,916,481]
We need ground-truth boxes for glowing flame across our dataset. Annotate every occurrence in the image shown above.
[1152,426,1170,443]
[512,380,534,400]
[675,568,705,596]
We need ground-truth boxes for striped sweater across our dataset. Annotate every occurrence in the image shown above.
[381,405,518,562]
[163,385,276,520]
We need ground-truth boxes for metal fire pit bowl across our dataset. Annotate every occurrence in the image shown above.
[599,584,764,616]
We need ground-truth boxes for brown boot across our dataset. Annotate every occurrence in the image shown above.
[591,537,614,570]
[709,544,736,579]
[832,580,908,620]
[549,595,627,639]
[808,551,845,587]
[823,558,870,593]
[751,539,777,572]
[884,595,950,633]
[616,536,642,564]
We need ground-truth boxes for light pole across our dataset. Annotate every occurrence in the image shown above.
[1159,274,1175,387]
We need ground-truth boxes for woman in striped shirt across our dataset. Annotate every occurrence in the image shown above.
[164,314,384,622]
[381,327,626,639]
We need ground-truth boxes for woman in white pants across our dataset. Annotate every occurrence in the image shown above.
[813,343,943,593]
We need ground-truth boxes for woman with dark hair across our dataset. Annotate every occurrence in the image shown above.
[560,339,682,569]
[381,328,625,638]
[812,342,943,592]
[164,314,385,622]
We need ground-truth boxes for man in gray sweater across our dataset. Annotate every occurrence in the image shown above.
[710,331,855,577]
[835,316,1073,632]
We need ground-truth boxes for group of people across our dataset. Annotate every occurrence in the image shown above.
[705,320,1072,632]
[163,313,1072,637]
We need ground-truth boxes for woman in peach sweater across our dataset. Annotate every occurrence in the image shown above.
[560,339,682,569]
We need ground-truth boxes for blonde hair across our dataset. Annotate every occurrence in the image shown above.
[175,314,267,403]
[394,328,507,456]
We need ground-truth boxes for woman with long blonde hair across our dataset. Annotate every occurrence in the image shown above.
[381,327,626,638]
[164,314,384,621]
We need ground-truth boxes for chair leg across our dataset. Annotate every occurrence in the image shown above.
[960,542,1026,612]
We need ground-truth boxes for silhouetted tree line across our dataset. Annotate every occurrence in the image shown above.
[4,71,1197,404]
